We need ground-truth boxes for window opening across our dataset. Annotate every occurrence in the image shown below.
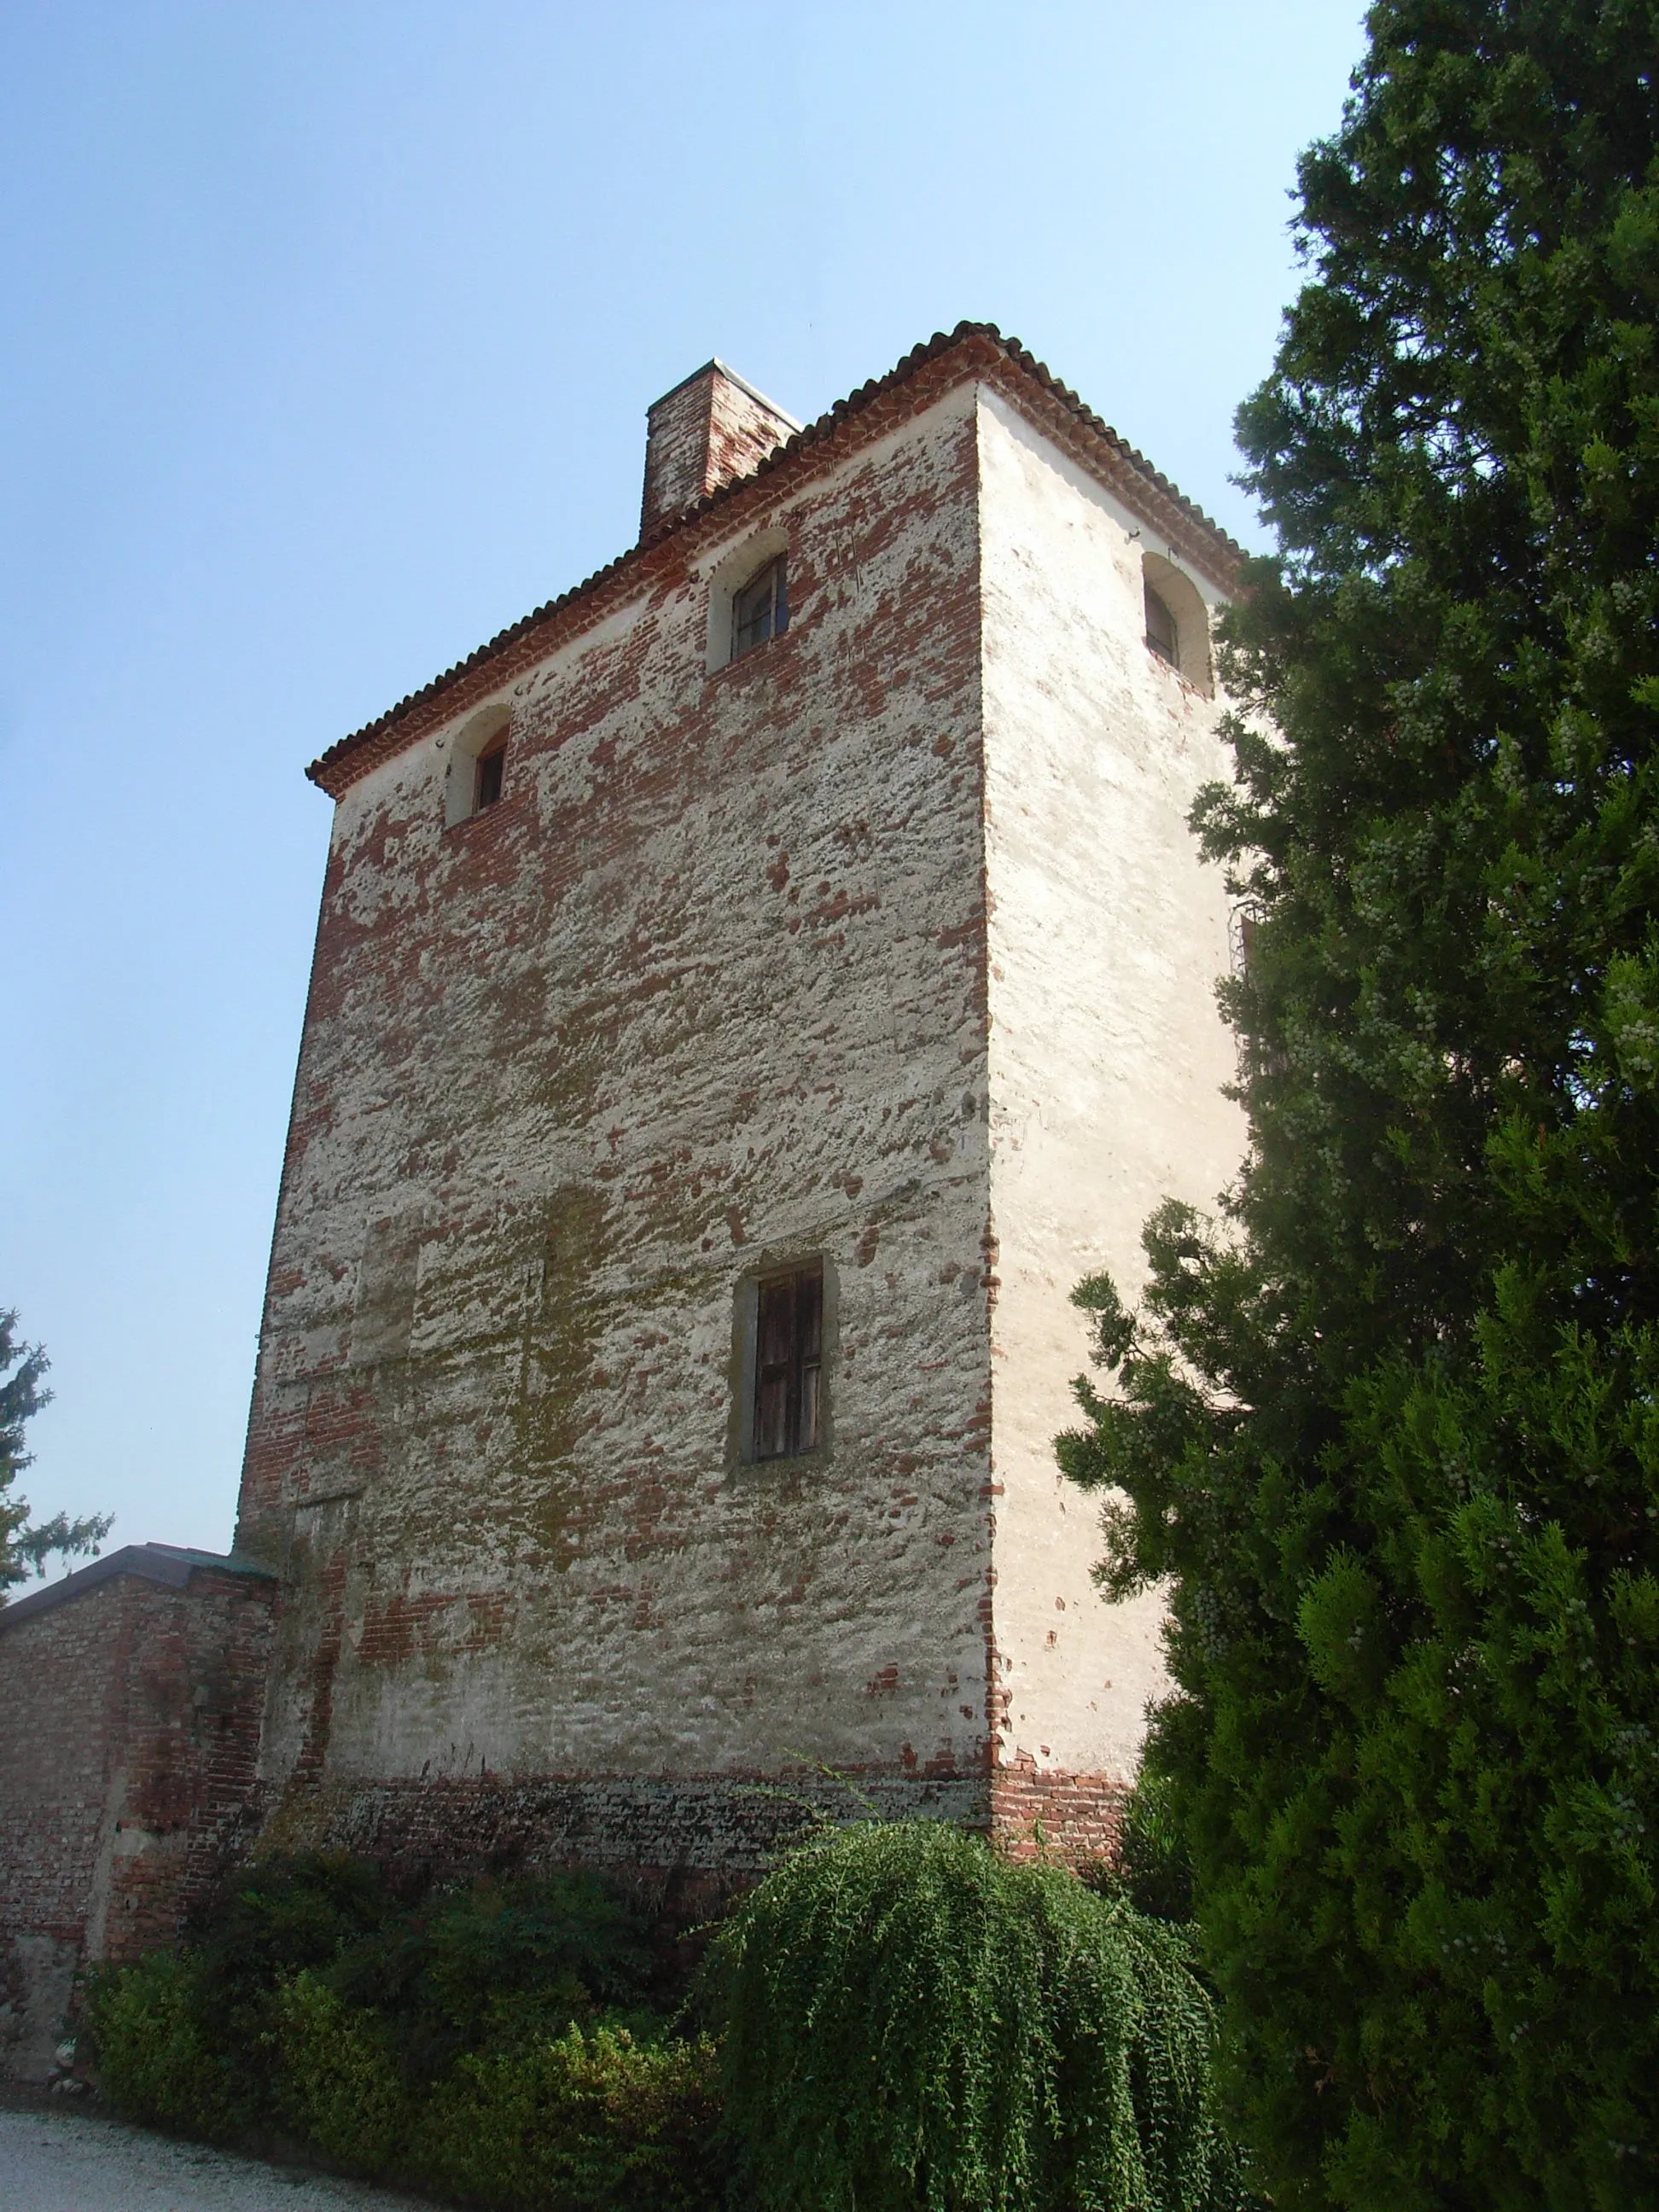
[753,1261,822,1458]
[1230,903,1260,978]
[474,736,507,812]
[731,555,789,661]
[1144,584,1179,667]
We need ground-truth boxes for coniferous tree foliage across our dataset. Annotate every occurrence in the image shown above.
[1058,3,1659,2203]
[0,1308,111,1592]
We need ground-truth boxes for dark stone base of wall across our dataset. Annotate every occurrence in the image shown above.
[254,1767,993,1901]
[247,1757,1125,1909]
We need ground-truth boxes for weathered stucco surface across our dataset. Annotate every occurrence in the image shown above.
[240,381,1002,1860]
[978,390,1244,1793]
[233,331,1245,1873]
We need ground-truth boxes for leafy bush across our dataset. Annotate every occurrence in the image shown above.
[1090,1769,1195,1925]
[266,1972,723,2205]
[271,1970,410,2171]
[328,1866,657,2079]
[89,1833,1247,2212]
[85,1851,727,2210]
[421,2023,725,2212]
[83,1950,257,2141]
[708,1818,1249,2212]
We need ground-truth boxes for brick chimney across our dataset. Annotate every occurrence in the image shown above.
[640,361,800,539]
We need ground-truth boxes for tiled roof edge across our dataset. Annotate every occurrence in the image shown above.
[0,1542,276,1632]
[307,321,1245,795]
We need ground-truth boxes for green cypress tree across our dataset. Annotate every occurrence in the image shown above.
[1057,3,1659,2203]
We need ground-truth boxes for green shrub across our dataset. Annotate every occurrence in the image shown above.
[90,1834,1242,2212]
[271,1970,411,2173]
[84,1951,258,2141]
[89,1850,727,2209]
[420,2023,726,2211]
[709,1818,1249,2212]
[329,1866,657,2079]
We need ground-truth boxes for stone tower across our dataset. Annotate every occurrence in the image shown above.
[233,324,1244,1877]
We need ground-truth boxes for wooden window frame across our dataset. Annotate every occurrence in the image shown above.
[733,1256,830,1464]
[731,555,789,661]
[474,734,507,813]
[1144,583,1179,667]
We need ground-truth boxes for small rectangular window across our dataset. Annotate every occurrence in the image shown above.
[1144,583,1179,666]
[731,556,789,661]
[474,737,506,812]
[753,1261,822,1458]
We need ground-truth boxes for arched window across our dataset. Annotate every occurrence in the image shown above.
[705,529,791,673]
[444,705,512,827]
[1139,553,1214,694]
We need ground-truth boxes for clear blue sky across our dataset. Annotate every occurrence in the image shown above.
[2,2,1364,1570]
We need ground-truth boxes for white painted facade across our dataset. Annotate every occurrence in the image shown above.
[978,388,1243,1782]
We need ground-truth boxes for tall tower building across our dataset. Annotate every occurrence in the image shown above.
[234,324,1245,1874]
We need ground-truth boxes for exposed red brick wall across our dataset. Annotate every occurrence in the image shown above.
[0,1556,275,2079]
[989,1755,1127,1868]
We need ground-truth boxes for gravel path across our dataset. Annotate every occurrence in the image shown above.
[0,2104,440,2210]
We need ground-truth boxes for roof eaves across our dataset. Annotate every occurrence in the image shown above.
[307,322,1245,796]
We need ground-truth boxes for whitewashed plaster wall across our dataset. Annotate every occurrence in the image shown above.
[976,387,1246,1782]
[240,385,1001,1820]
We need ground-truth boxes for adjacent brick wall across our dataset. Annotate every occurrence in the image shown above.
[0,1548,275,2081]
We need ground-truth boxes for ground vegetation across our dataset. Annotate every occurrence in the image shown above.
[85,1854,725,2211]
[88,1825,1248,2212]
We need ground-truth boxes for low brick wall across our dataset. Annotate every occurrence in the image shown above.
[256,1767,992,1897]
[0,1546,276,2081]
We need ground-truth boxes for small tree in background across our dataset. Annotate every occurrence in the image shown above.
[1060,1,1659,2204]
[1,1308,112,1592]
